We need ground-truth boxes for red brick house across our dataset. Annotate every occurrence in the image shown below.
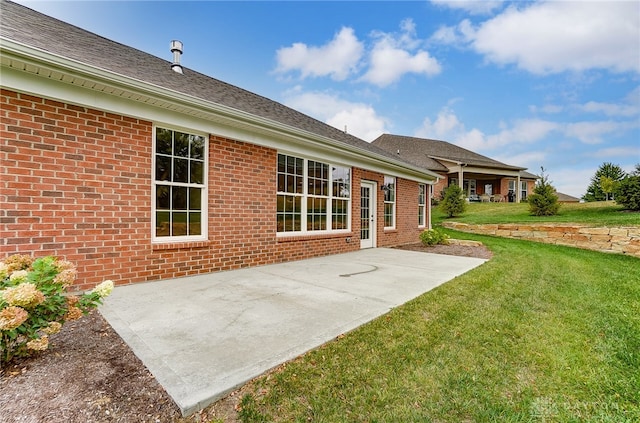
[0,1,439,291]
[373,134,538,203]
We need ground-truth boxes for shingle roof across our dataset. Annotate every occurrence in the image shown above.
[372,134,527,172]
[0,0,420,171]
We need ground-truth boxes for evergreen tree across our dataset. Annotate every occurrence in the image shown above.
[583,162,626,202]
[528,167,560,216]
[614,163,640,211]
[440,184,466,218]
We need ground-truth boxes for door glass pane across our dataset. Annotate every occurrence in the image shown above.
[360,186,370,240]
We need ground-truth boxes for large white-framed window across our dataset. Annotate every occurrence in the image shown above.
[383,175,395,229]
[277,153,350,234]
[418,183,426,228]
[521,181,528,201]
[153,126,207,242]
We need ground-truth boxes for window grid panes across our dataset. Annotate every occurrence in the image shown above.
[154,127,206,239]
[277,154,350,234]
[384,176,395,228]
[418,183,426,227]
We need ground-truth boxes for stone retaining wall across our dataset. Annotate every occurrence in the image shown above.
[442,222,640,258]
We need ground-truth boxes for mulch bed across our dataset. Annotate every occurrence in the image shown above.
[0,243,490,423]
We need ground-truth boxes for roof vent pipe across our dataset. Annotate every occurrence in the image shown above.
[170,40,183,74]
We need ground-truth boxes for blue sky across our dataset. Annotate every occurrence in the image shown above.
[14,0,640,198]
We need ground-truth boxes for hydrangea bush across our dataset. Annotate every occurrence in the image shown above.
[419,228,450,246]
[0,254,113,365]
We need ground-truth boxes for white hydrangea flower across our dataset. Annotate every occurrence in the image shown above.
[91,280,114,297]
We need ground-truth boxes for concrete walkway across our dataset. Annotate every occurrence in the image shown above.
[99,248,486,416]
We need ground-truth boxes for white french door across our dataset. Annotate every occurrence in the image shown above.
[360,181,376,249]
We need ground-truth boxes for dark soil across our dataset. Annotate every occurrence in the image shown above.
[0,243,490,422]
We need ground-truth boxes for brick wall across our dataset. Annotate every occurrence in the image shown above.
[1,89,152,291]
[1,89,426,290]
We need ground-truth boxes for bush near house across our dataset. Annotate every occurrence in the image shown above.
[419,228,450,246]
[0,255,113,365]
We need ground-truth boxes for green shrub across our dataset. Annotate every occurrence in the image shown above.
[440,185,466,218]
[528,168,560,216]
[419,228,450,246]
[614,175,640,211]
[0,254,113,364]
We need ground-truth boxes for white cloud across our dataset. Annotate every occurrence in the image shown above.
[415,107,464,139]
[362,19,441,87]
[486,119,560,148]
[493,151,546,169]
[564,121,623,145]
[415,108,558,152]
[275,27,364,80]
[282,88,388,141]
[430,0,504,15]
[587,146,640,159]
[469,2,640,75]
[431,2,640,75]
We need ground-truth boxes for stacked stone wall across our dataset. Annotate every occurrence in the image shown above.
[442,222,640,258]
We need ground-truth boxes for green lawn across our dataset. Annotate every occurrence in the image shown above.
[433,201,639,227]
[238,234,640,422]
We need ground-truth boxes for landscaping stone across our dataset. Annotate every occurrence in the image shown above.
[442,222,640,258]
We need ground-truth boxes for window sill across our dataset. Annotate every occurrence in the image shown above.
[152,240,211,251]
[277,231,354,243]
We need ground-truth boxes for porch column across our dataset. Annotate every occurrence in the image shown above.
[458,167,464,188]
[516,174,521,202]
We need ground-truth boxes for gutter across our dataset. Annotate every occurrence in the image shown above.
[1,37,439,182]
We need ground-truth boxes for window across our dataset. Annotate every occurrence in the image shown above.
[277,154,350,234]
[521,181,528,201]
[153,127,206,241]
[418,183,426,227]
[383,175,395,228]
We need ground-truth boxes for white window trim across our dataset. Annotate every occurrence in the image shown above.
[151,125,208,243]
[276,153,352,236]
[384,175,396,230]
[418,183,426,228]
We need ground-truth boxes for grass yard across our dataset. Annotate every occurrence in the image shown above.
[433,201,639,227]
[238,234,640,422]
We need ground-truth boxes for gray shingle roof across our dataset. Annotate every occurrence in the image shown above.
[372,134,529,173]
[0,0,417,169]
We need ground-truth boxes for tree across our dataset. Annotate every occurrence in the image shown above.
[528,167,560,216]
[440,184,466,218]
[583,162,626,202]
[600,176,616,201]
[614,163,640,211]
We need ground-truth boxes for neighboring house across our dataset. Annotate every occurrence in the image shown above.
[0,1,439,291]
[557,192,581,203]
[373,134,538,203]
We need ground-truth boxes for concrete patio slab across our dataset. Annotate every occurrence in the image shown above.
[99,248,487,416]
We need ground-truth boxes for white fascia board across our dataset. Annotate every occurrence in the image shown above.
[1,38,437,183]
